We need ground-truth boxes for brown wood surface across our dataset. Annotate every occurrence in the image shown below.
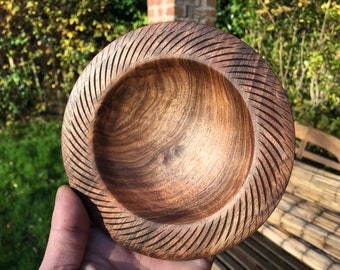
[62,21,295,260]
[259,160,340,269]
[266,192,340,262]
[258,224,340,270]
[295,122,340,171]
[287,161,340,212]
[212,232,312,270]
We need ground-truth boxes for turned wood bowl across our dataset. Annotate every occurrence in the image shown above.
[62,21,295,260]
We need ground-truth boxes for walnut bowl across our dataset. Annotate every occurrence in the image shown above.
[62,21,295,260]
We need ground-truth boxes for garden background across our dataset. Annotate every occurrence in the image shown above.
[0,0,339,268]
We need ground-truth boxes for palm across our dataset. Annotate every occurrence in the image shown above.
[40,185,213,270]
[83,227,213,270]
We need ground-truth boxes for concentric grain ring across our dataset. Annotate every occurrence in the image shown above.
[62,21,295,260]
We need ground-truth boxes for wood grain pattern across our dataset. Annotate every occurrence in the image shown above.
[259,161,340,270]
[62,21,295,260]
[92,59,253,224]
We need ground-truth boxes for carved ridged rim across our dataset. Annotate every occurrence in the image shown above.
[62,21,295,260]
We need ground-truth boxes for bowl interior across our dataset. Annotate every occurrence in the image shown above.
[92,58,254,224]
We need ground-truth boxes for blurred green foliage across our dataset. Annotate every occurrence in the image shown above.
[0,121,66,269]
[0,0,147,126]
[0,0,339,138]
[217,0,340,138]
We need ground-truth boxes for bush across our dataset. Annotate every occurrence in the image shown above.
[217,0,340,137]
[0,0,147,126]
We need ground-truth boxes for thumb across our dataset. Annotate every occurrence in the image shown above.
[40,185,90,270]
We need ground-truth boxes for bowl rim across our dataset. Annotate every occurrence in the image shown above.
[62,21,295,260]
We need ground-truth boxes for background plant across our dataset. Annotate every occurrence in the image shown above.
[0,121,66,269]
[0,0,147,126]
[217,0,340,137]
[0,1,339,269]
[1,0,339,137]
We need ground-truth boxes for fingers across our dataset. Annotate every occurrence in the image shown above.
[40,185,90,270]
[39,185,213,270]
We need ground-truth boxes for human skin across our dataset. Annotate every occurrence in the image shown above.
[39,185,214,270]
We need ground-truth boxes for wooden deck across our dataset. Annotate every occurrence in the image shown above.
[213,123,340,270]
[258,161,340,270]
[213,232,311,270]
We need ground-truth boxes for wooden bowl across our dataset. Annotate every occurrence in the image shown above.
[62,21,295,260]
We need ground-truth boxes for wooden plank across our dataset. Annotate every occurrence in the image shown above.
[294,122,340,169]
[258,223,340,270]
[287,161,340,212]
[322,211,340,224]
[250,232,311,270]
[212,258,229,270]
[225,244,263,270]
[277,194,340,236]
[242,235,295,270]
[215,250,246,270]
[267,206,340,261]
[286,184,340,212]
[302,150,340,171]
[213,232,312,270]
[291,162,340,189]
[228,237,284,269]
[254,233,310,270]
[294,160,340,179]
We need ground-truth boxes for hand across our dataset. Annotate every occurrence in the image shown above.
[40,185,214,269]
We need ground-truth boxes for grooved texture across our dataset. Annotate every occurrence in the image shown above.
[62,22,295,260]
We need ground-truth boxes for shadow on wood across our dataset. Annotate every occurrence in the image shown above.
[214,123,340,270]
[62,21,295,260]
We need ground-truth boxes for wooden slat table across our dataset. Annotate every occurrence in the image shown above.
[214,123,340,270]
[213,232,311,270]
